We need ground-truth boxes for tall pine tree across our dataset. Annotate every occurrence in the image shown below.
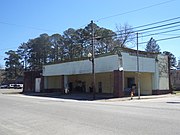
[163,51,176,67]
[145,37,160,53]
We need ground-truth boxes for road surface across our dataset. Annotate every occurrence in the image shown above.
[0,94,179,135]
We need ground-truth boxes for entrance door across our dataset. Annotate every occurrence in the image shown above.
[69,82,73,92]
[127,78,135,88]
[35,78,41,92]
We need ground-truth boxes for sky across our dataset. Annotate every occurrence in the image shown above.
[0,0,180,68]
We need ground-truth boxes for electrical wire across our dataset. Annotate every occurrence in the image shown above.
[96,19,180,40]
[129,17,180,31]
[96,0,176,22]
[133,21,180,33]
[0,21,58,32]
[140,24,180,34]
[1,16,180,52]
[0,0,177,36]
[139,35,180,44]
[140,28,180,38]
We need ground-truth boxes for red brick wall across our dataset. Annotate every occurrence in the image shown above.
[113,70,124,97]
[23,71,42,93]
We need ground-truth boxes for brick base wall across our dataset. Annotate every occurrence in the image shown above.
[152,89,171,95]
[23,71,42,93]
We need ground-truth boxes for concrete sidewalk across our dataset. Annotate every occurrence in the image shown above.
[99,94,173,102]
[19,92,173,102]
[1,89,174,102]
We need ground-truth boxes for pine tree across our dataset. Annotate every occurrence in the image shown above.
[163,51,176,67]
[145,37,160,53]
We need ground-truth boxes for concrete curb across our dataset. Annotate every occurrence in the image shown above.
[1,90,174,103]
[97,94,173,102]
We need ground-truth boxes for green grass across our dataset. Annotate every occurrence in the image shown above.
[173,90,180,95]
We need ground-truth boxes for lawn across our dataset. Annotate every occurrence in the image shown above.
[173,90,180,95]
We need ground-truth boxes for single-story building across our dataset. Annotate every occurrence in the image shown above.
[41,48,170,97]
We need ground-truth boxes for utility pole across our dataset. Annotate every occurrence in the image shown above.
[24,55,27,71]
[91,20,96,100]
[137,33,140,99]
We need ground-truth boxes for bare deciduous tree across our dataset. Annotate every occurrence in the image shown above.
[115,23,135,48]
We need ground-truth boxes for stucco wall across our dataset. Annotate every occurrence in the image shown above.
[122,52,155,72]
[124,72,152,95]
[43,53,158,76]
[159,77,169,90]
[43,55,120,76]
[140,73,152,95]
[95,72,114,93]
[45,76,62,89]
[157,55,169,90]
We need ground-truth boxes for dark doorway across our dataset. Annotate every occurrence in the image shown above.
[69,82,73,92]
[127,78,135,88]
[98,82,102,93]
[82,82,86,92]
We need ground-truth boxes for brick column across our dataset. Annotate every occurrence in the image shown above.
[61,75,64,93]
[113,70,124,97]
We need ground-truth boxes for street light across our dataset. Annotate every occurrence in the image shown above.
[88,53,92,61]
[88,52,95,100]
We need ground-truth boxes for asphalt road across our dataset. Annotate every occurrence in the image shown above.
[0,94,180,135]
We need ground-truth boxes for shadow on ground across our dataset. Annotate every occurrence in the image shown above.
[166,101,180,104]
[22,92,115,101]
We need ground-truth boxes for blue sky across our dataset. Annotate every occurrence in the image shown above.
[0,0,180,67]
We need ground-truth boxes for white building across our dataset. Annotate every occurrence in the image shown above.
[42,48,170,97]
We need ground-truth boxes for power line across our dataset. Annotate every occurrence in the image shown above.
[98,18,180,39]
[139,35,180,44]
[0,21,58,32]
[0,14,179,39]
[140,28,180,38]
[132,17,180,31]
[96,0,176,22]
[1,15,180,52]
[140,24,180,34]
[134,21,180,33]
[111,17,180,38]
[113,27,180,44]
[156,34,180,36]
[86,17,180,46]
[0,0,177,36]
[78,1,177,29]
